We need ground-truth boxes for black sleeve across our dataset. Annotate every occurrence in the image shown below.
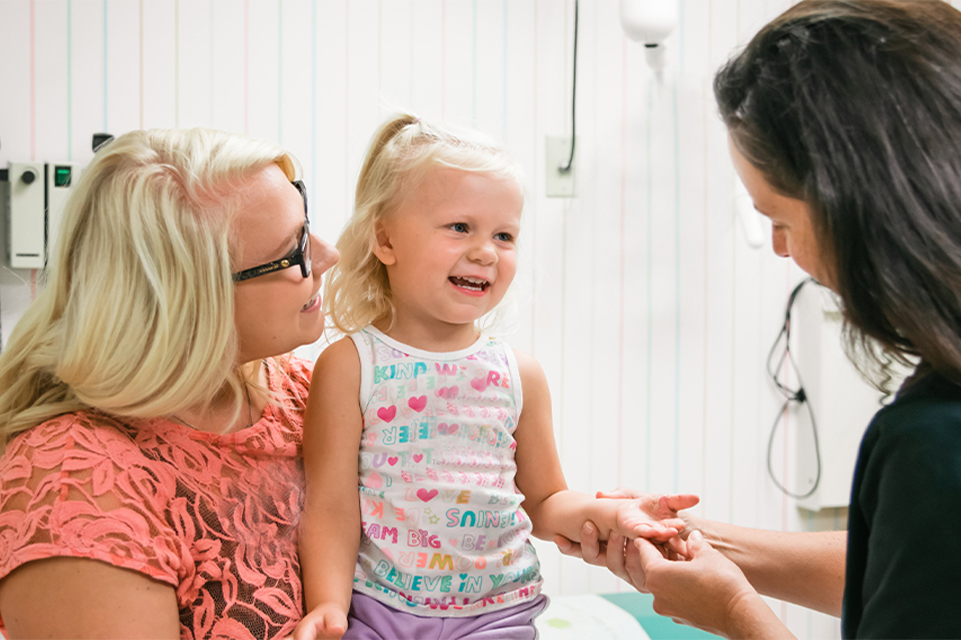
[854,403,961,639]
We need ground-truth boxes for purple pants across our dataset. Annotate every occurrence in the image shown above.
[342,592,549,640]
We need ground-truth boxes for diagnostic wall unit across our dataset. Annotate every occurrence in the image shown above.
[2,161,79,269]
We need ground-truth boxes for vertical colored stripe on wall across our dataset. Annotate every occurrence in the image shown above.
[472,0,477,121]
[674,0,685,493]
[311,0,317,189]
[617,37,627,488]
[278,0,283,142]
[244,0,250,134]
[139,0,144,129]
[702,0,713,515]
[645,76,654,492]
[502,0,508,141]
[103,0,108,130]
[530,0,538,355]
[174,0,179,127]
[30,0,36,162]
[441,0,447,119]
[67,0,73,160]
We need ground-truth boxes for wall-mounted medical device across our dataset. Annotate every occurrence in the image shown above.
[1,161,80,269]
[620,0,678,72]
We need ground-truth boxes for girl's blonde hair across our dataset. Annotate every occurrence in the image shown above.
[325,113,524,334]
[0,127,296,453]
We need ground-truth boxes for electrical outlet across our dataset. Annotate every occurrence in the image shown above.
[546,136,576,198]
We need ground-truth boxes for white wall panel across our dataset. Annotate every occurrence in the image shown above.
[141,0,176,130]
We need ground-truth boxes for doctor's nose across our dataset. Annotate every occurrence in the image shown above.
[771,227,789,258]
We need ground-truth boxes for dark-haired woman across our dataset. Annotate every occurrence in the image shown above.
[558,1,961,637]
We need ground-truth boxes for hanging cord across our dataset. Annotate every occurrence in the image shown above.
[765,277,822,499]
[559,0,579,173]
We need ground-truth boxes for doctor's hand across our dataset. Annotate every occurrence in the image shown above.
[633,532,789,639]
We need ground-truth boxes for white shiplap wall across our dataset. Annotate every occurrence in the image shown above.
[3,1,930,637]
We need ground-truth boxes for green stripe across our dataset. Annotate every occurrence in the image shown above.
[67,0,72,159]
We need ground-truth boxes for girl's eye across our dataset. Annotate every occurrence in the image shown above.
[495,232,514,243]
[450,223,469,233]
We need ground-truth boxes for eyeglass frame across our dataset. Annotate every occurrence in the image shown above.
[232,180,311,282]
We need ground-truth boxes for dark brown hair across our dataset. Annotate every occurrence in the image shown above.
[715,0,961,386]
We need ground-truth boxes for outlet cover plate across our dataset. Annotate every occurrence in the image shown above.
[546,136,576,198]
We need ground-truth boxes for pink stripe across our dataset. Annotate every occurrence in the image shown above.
[244,0,250,134]
[530,1,538,352]
[781,266,791,532]
[441,0,447,119]
[139,0,144,128]
[30,0,36,161]
[617,37,628,488]
[702,0,713,518]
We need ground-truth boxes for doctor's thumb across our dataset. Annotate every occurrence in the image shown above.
[686,530,712,557]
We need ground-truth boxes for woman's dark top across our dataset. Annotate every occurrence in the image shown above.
[843,368,961,638]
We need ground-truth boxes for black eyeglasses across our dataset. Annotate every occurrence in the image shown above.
[232,180,311,282]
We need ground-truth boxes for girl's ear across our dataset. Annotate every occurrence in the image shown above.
[372,221,397,266]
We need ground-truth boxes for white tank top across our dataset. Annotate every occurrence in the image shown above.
[349,327,543,617]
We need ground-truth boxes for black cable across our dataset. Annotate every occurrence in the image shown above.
[765,277,822,499]
[559,0,578,174]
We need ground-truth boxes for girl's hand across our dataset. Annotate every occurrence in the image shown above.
[554,490,699,560]
[612,493,700,542]
[290,603,348,640]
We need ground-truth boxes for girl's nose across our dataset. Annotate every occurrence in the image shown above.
[468,239,497,265]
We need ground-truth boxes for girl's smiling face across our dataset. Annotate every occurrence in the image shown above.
[729,136,836,291]
[372,166,523,350]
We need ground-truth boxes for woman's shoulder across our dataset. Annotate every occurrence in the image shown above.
[869,371,961,439]
[859,372,961,485]
[5,410,145,466]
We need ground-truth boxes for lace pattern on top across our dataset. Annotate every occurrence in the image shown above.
[0,357,312,640]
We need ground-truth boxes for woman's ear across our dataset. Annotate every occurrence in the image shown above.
[372,221,397,266]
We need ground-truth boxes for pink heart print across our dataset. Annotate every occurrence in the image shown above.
[388,457,399,466]
[377,406,397,422]
[436,386,459,399]
[471,377,489,392]
[408,395,427,412]
[438,423,459,435]
[416,488,438,502]
[413,454,424,463]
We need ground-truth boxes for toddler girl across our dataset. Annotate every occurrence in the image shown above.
[294,114,694,640]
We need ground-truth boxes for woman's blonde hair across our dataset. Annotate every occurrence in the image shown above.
[325,113,524,334]
[0,127,296,453]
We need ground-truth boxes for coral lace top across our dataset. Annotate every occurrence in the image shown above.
[0,357,311,640]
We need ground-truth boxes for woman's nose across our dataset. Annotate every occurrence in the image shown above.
[771,228,789,258]
[311,233,340,273]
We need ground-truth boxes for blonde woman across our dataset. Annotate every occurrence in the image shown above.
[0,128,339,639]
